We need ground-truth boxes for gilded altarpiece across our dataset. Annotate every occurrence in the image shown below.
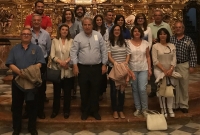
[0,0,191,70]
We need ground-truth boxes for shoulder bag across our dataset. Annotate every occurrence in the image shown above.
[146,110,167,131]
[46,43,62,83]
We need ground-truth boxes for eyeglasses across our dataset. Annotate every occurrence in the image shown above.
[21,33,31,36]
[164,46,171,54]
[35,39,39,45]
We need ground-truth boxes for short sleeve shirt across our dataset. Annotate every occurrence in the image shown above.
[24,14,52,29]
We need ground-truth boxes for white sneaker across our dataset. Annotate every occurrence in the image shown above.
[142,110,148,118]
[134,110,141,116]
[161,108,168,118]
[168,108,175,117]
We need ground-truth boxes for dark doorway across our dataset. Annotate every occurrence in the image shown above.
[183,1,200,64]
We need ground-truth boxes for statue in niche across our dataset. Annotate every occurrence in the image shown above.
[0,8,14,34]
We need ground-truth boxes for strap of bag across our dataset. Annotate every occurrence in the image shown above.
[167,77,175,88]
[146,110,161,114]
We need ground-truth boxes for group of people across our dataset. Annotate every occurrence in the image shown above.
[5,0,197,135]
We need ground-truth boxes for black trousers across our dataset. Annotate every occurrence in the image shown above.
[25,58,48,114]
[99,73,107,96]
[52,77,73,113]
[78,63,102,114]
[108,67,125,111]
[12,80,38,131]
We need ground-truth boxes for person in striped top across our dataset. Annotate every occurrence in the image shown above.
[107,24,131,119]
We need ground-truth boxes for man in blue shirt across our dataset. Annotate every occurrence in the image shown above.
[6,28,45,135]
[70,17,108,120]
[22,14,51,120]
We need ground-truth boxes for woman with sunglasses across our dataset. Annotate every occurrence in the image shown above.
[60,9,79,99]
[134,13,152,48]
[128,26,151,117]
[93,14,109,100]
[50,24,74,119]
[152,28,176,117]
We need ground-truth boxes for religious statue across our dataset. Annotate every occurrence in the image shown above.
[0,8,14,34]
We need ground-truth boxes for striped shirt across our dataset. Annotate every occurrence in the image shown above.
[170,35,197,67]
[107,41,131,67]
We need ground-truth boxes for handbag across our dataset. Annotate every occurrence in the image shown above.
[46,42,63,83]
[165,77,175,97]
[46,67,61,83]
[146,110,167,131]
[157,77,175,97]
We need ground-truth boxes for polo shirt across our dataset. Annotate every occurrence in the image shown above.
[5,43,45,76]
[24,14,52,29]
[148,21,172,39]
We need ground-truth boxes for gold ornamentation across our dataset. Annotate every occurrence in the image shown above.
[0,0,191,36]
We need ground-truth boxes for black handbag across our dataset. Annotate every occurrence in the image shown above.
[46,67,61,83]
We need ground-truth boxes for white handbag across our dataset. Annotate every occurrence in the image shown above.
[146,110,167,131]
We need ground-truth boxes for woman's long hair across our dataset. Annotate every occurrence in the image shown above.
[109,24,126,47]
[56,24,71,40]
[114,14,126,32]
[93,15,106,36]
[61,9,75,23]
[134,13,148,31]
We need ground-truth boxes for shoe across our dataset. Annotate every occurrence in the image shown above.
[113,111,119,119]
[29,129,38,135]
[173,108,180,111]
[119,112,125,119]
[161,108,168,117]
[12,130,20,135]
[38,112,45,119]
[168,108,175,117]
[180,108,188,113]
[22,112,28,119]
[64,113,69,119]
[148,92,156,97]
[133,110,141,116]
[142,110,148,118]
[50,112,57,118]
[81,113,88,120]
[93,113,101,120]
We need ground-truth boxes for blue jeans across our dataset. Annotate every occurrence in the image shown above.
[131,70,148,111]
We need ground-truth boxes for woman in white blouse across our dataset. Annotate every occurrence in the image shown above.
[134,13,152,49]
[128,25,152,117]
[50,24,74,119]
[152,28,176,117]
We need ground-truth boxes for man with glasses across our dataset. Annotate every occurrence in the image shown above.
[148,9,172,97]
[24,0,52,34]
[170,21,197,113]
[6,28,45,135]
[70,17,107,120]
[23,14,51,119]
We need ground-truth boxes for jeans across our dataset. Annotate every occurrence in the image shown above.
[131,70,148,111]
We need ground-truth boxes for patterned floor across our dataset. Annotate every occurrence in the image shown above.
[0,119,200,135]
[0,68,200,135]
